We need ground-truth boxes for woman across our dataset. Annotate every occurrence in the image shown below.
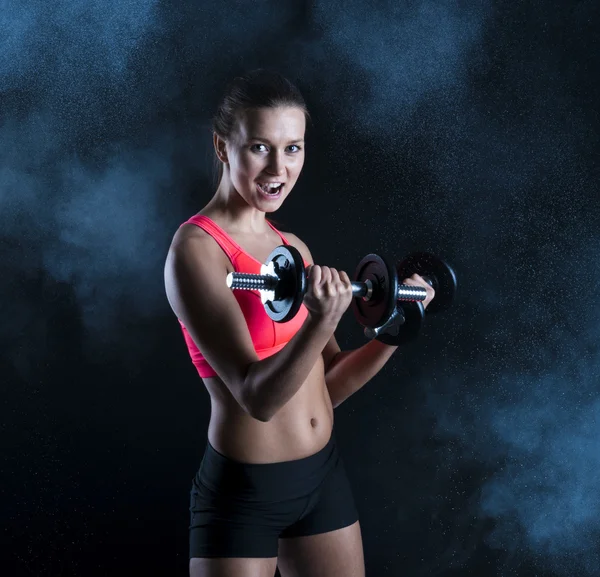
[164,70,433,577]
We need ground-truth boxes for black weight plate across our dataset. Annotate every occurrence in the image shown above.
[377,301,425,346]
[396,252,457,314]
[351,253,398,330]
[264,245,307,323]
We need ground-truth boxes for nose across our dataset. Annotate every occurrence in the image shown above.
[266,151,286,176]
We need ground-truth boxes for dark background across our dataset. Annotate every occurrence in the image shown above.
[2,1,599,575]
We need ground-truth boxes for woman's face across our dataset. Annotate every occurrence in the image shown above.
[223,106,306,210]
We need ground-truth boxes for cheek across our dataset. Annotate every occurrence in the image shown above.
[291,156,305,176]
[243,157,266,180]
[231,151,255,174]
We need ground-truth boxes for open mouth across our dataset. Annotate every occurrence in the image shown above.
[257,182,284,197]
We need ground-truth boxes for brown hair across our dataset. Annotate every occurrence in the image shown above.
[211,69,312,229]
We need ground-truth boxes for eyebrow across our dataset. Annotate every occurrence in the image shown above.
[248,137,305,144]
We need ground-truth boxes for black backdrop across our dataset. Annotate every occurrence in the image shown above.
[2,1,599,575]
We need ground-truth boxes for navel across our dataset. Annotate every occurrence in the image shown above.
[310,418,317,428]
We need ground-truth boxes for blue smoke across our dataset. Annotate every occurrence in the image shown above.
[424,238,600,575]
[305,0,490,134]
[483,394,600,555]
[1,0,158,88]
[1,0,165,347]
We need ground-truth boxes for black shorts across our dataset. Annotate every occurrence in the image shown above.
[189,429,359,558]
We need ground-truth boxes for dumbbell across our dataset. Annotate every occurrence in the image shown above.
[356,252,457,345]
[226,245,457,345]
[225,246,427,326]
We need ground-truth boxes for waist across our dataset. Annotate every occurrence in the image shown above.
[196,428,338,501]
[205,368,334,463]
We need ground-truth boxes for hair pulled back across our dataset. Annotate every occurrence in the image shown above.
[212,69,311,188]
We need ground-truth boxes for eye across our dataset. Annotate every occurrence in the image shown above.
[288,145,302,153]
[251,144,268,153]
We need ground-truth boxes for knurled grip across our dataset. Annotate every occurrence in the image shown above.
[226,272,278,291]
[397,284,427,302]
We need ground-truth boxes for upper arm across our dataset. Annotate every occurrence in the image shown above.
[164,228,261,416]
[283,232,341,371]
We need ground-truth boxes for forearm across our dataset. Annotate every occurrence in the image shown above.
[246,314,335,422]
[325,340,399,409]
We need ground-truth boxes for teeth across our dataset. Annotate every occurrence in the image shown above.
[258,182,282,194]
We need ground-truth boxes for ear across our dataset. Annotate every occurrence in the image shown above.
[213,132,229,164]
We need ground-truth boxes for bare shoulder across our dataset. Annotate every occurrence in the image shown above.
[280,231,314,265]
[169,222,227,266]
[172,221,212,245]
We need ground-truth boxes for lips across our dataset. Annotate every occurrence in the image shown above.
[257,182,284,191]
[256,182,284,199]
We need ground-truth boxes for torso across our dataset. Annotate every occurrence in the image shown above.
[182,209,334,464]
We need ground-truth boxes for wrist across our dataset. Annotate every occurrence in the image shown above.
[305,311,338,333]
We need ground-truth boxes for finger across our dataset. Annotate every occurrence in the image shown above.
[329,269,343,295]
[339,270,352,285]
[403,276,430,291]
[412,274,434,291]
[319,266,332,285]
[309,265,321,285]
[321,268,337,295]
[339,271,353,293]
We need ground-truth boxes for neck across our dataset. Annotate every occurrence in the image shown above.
[203,177,273,235]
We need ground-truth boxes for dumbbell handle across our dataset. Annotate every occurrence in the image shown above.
[226,272,428,303]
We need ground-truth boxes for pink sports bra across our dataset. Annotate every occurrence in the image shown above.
[177,215,310,378]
